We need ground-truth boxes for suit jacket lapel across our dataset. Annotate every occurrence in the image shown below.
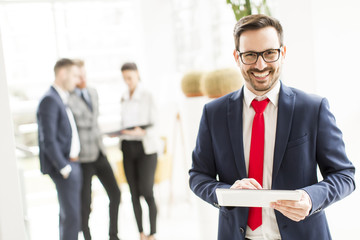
[272,83,295,185]
[50,86,67,111]
[50,86,72,130]
[227,88,247,179]
[88,88,97,114]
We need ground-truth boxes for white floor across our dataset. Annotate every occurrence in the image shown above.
[19,153,208,240]
[25,181,200,240]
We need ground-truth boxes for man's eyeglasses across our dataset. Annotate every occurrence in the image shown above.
[237,47,282,65]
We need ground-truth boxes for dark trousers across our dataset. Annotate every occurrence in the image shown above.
[81,152,121,240]
[50,162,82,240]
[121,140,157,235]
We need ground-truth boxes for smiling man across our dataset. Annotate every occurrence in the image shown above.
[189,14,355,240]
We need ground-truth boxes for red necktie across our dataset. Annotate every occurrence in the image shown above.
[247,98,270,231]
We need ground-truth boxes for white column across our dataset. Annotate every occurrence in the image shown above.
[137,0,178,100]
[0,25,27,240]
[181,97,218,240]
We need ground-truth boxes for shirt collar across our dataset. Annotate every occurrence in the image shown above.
[53,84,70,104]
[74,87,88,96]
[243,80,281,108]
[123,83,143,101]
[74,87,81,96]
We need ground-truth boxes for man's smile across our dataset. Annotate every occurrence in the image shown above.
[251,70,271,80]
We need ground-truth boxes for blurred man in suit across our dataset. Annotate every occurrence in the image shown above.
[189,14,355,240]
[37,58,82,240]
[68,60,121,240]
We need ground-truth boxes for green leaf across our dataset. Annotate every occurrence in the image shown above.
[245,0,252,15]
[265,5,271,16]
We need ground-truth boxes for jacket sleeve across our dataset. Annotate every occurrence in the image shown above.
[302,98,356,215]
[189,105,232,207]
[38,96,69,171]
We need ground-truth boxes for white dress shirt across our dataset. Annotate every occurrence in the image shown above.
[243,81,282,240]
[120,84,160,154]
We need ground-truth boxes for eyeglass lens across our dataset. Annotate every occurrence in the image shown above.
[241,49,280,64]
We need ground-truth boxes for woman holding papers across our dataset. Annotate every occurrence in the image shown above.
[119,62,159,240]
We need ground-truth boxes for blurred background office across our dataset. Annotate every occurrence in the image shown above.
[0,0,359,239]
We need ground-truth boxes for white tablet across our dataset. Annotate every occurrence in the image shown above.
[216,188,302,207]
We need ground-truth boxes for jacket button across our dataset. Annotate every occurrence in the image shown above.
[240,227,244,234]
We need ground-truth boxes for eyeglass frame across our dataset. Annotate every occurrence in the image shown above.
[237,47,283,65]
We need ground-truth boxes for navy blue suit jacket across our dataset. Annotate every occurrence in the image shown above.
[37,86,72,174]
[189,82,355,240]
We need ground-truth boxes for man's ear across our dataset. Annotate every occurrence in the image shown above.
[233,49,240,67]
[281,45,287,62]
[57,68,67,80]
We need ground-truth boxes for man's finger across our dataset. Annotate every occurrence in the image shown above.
[230,178,262,190]
[248,178,263,189]
[271,201,309,222]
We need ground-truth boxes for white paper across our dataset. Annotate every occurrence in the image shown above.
[216,189,302,207]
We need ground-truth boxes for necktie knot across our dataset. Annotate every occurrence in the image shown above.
[251,98,270,114]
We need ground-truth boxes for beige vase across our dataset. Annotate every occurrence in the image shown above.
[181,71,205,97]
[201,68,244,98]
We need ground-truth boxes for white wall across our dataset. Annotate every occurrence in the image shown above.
[138,0,177,92]
[0,26,27,240]
[273,0,316,93]
[310,1,360,239]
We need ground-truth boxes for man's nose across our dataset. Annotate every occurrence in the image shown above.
[254,55,267,70]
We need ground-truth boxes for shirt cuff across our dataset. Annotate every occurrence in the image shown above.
[60,164,72,179]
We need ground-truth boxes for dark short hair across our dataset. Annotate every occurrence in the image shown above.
[54,58,76,75]
[233,14,283,51]
[121,62,138,72]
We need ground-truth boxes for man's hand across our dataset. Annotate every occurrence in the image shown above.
[69,157,79,162]
[230,178,263,190]
[60,164,72,179]
[270,190,312,222]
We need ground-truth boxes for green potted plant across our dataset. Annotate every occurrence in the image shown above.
[226,0,271,20]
